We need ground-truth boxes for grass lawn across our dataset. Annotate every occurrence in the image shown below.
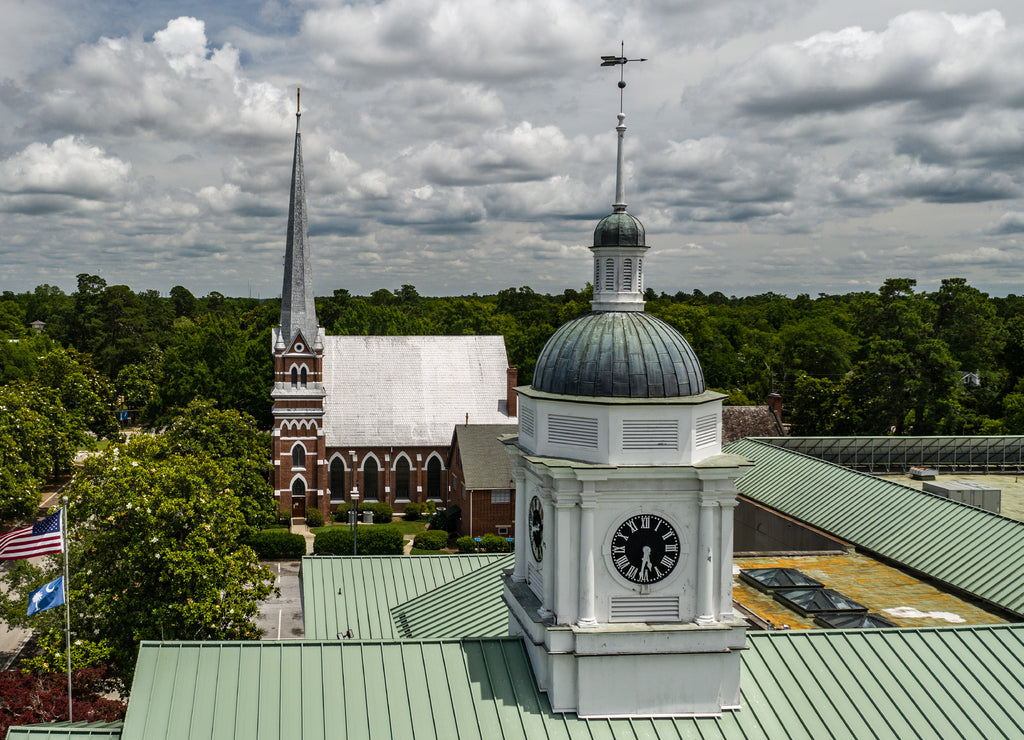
[309,519,428,537]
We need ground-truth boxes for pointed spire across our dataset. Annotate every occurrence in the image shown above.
[278,87,319,350]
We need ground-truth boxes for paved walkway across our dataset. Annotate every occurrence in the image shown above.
[255,561,304,640]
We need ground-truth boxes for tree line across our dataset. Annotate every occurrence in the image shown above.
[3,273,1023,444]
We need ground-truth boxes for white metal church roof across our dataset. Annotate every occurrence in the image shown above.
[321,334,514,448]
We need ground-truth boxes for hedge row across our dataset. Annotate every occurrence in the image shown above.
[245,529,307,560]
[412,530,449,551]
[313,525,404,555]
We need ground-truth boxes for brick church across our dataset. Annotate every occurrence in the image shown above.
[270,102,517,523]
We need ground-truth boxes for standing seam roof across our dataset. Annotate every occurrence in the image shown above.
[117,625,1024,740]
[726,438,1024,616]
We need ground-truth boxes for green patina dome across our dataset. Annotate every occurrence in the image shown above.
[594,212,645,248]
[531,311,705,398]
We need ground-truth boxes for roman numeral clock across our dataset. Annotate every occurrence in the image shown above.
[610,513,683,585]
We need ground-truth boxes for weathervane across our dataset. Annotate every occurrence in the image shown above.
[600,43,647,213]
[601,42,647,112]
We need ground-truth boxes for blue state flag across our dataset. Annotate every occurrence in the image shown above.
[27,576,65,616]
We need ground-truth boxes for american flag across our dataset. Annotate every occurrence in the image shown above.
[0,510,64,560]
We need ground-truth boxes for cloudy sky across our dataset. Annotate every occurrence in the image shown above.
[3,0,1024,299]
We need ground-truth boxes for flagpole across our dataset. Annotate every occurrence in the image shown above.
[61,500,72,722]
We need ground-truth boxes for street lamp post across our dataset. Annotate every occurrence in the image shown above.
[349,487,360,556]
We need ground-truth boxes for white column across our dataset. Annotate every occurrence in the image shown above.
[538,489,555,621]
[577,489,598,628]
[718,498,737,621]
[511,469,528,582]
[553,495,575,625]
[695,496,716,626]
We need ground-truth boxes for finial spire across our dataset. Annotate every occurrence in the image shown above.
[297,87,301,117]
[601,43,646,213]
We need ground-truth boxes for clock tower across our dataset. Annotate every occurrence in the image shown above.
[502,57,752,718]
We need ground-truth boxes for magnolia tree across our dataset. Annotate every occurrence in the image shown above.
[0,402,277,688]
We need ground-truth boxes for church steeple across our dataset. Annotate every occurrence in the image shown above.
[278,88,319,350]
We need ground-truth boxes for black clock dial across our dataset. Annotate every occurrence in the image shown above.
[610,514,680,584]
[529,496,543,562]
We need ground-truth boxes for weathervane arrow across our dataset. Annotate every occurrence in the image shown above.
[601,42,647,110]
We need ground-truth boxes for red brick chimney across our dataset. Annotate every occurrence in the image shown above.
[507,366,518,417]
[766,393,783,418]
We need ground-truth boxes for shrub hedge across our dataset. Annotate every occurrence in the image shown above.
[332,503,351,522]
[357,502,393,523]
[313,525,404,556]
[305,508,324,527]
[403,502,422,521]
[481,533,510,553]
[456,536,476,553]
[412,530,449,551]
[246,529,307,560]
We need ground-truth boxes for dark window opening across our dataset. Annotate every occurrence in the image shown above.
[330,459,346,502]
[427,458,442,499]
[396,457,411,500]
[363,459,379,501]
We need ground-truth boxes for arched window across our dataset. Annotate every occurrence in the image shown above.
[363,458,379,501]
[623,258,632,291]
[427,457,442,500]
[292,443,306,469]
[604,258,615,291]
[330,458,346,503]
[290,367,298,387]
[300,367,308,388]
[395,457,411,500]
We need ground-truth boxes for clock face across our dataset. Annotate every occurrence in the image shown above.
[529,496,543,562]
[610,514,680,584]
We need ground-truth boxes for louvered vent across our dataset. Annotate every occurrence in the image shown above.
[520,405,535,438]
[622,420,678,450]
[695,414,718,448]
[594,259,601,288]
[547,414,599,448]
[604,258,615,291]
[610,595,680,622]
[623,258,633,291]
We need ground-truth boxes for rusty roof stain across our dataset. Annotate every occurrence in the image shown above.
[734,552,1007,631]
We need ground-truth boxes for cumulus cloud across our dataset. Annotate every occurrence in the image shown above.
[0,136,131,211]
[718,10,1024,118]
[302,0,609,82]
[31,17,292,143]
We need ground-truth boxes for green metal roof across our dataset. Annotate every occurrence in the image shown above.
[302,554,512,639]
[5,722,124,739]
[118,624,1024,739]
[726,438,1024,616]
[391,555,511,638]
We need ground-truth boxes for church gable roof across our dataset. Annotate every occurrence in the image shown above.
[451,424,518,490]
[321,335,513,448]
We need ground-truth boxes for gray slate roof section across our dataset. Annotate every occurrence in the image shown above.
[531,311,705,398]
[452,424,518,489]
[278,113,318,348]
[321,335,513,447]
[727,437,1024,616]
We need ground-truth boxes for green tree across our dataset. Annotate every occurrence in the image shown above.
[0,423,276,686]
